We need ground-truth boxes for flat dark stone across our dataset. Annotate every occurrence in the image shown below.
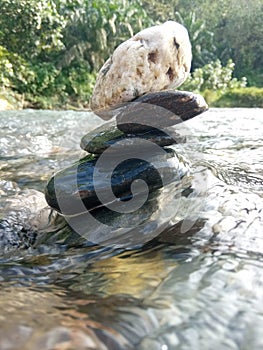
[80,120,185,154]
[45,149,189,216]
[116,90,208,133]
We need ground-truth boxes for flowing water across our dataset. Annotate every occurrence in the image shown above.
[0,108,262,349]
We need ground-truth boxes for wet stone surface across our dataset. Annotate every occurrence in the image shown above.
[116,90,208,134]
[48,89,206,217]
[80,120,186,155]
[45,148,190,216]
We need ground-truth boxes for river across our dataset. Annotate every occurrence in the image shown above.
[0,108,262,349]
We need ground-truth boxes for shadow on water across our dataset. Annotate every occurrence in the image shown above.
[0,108,263,349]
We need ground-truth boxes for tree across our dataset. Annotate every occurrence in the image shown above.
[55,0,152,71]
[214,0,263,85]
[0,0,65,60]
[175,0,263,86]
[175,11,216,70]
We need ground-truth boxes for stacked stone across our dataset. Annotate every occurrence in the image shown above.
[45,21,208,217]
[45,90,207,216]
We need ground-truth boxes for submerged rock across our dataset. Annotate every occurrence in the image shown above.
[91,21,192,111]
[45,149,190,216]
[0,188,54,252]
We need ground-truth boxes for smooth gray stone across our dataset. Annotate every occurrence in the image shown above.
[45,149,189,216]
[80,121,185,154]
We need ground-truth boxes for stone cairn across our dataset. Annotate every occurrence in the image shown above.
[45,21,208,225]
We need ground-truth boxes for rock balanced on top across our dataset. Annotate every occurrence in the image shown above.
[91,21,192,112]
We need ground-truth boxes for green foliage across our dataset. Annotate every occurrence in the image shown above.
[178,0,263,86]
[27,63,61,95]
[0,46,35,90]
[0,88,23,109]
[0,46,60,95]
[0,0,262,109]
[0,45,95,107]
[56,0,152,71]
[214,0,263,86]
[0,0,65,59]
[175,11,216,69]
[181,59,247,93]
[212,87,263,108]
[0,0,153,107]
[144,0,263,87]
[140,0,179,22]
[65,64,96,99]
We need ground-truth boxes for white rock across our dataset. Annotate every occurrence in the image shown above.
[91,21,192,110]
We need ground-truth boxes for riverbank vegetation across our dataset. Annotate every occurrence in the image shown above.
[0,0,262,109]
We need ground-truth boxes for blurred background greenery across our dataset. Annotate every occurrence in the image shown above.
[0,0,262,109]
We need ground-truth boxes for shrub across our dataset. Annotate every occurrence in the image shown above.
[0,45,40,95]
[180,59,247,93]
[0,45,95,105]
[65,63,96,100]
[0,0,65,59]
[212,87,263,108]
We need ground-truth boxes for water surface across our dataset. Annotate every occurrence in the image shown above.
[0,108,262,349]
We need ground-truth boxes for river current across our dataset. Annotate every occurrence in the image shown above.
[0,108,262,349]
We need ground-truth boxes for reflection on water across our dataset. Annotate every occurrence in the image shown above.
[0,108,263,349]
